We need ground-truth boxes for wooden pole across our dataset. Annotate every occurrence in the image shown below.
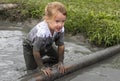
[21,45,120,81]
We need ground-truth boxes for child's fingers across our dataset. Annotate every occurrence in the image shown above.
[41,67,52,77]
[58,63,65,74]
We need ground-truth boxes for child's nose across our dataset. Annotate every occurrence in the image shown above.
[58,22,63,27]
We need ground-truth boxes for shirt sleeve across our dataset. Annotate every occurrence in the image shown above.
[55,32,64,46]
[32,36,44,51]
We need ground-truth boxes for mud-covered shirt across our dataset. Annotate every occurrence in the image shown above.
[27,20,64,51]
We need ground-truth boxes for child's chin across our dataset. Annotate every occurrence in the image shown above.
[56,30,61,32]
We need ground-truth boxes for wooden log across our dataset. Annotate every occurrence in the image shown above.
[21,45,120,81]
[0,4,18,11]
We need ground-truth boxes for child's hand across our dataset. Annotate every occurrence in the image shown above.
[58,62,66,74]
[41,67,52,77]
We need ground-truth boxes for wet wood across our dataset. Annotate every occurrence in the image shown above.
[0,4,18,11]
[21,45,120,81]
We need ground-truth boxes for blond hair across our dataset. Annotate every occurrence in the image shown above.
[45,2,67,19]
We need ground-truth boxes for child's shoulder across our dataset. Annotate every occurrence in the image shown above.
[35,21,49,37]
[36,20,47,28]
[35,21,47,31]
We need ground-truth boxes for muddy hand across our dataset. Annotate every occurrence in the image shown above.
[58,62,66,74]
[41,67,52,77]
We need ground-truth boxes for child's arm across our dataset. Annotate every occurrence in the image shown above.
[33,49,52,77]
[33,49,44,69]
[58,45,64,63]
[58,45,65,74]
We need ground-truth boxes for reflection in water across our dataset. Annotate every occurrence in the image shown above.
[0,21,120,81]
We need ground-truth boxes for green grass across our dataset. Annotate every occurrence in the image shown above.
[1,0,120,47]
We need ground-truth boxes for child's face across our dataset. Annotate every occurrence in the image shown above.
[47,12,66,32]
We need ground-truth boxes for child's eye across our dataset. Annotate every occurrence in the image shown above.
[56,20,60,23]
[55,20,66,23]
[62,20,65,22]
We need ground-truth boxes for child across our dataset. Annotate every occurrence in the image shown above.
[23,1,67,76]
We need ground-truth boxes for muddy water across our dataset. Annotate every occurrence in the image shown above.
[55,52,120,81]
[0,20,120,81]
